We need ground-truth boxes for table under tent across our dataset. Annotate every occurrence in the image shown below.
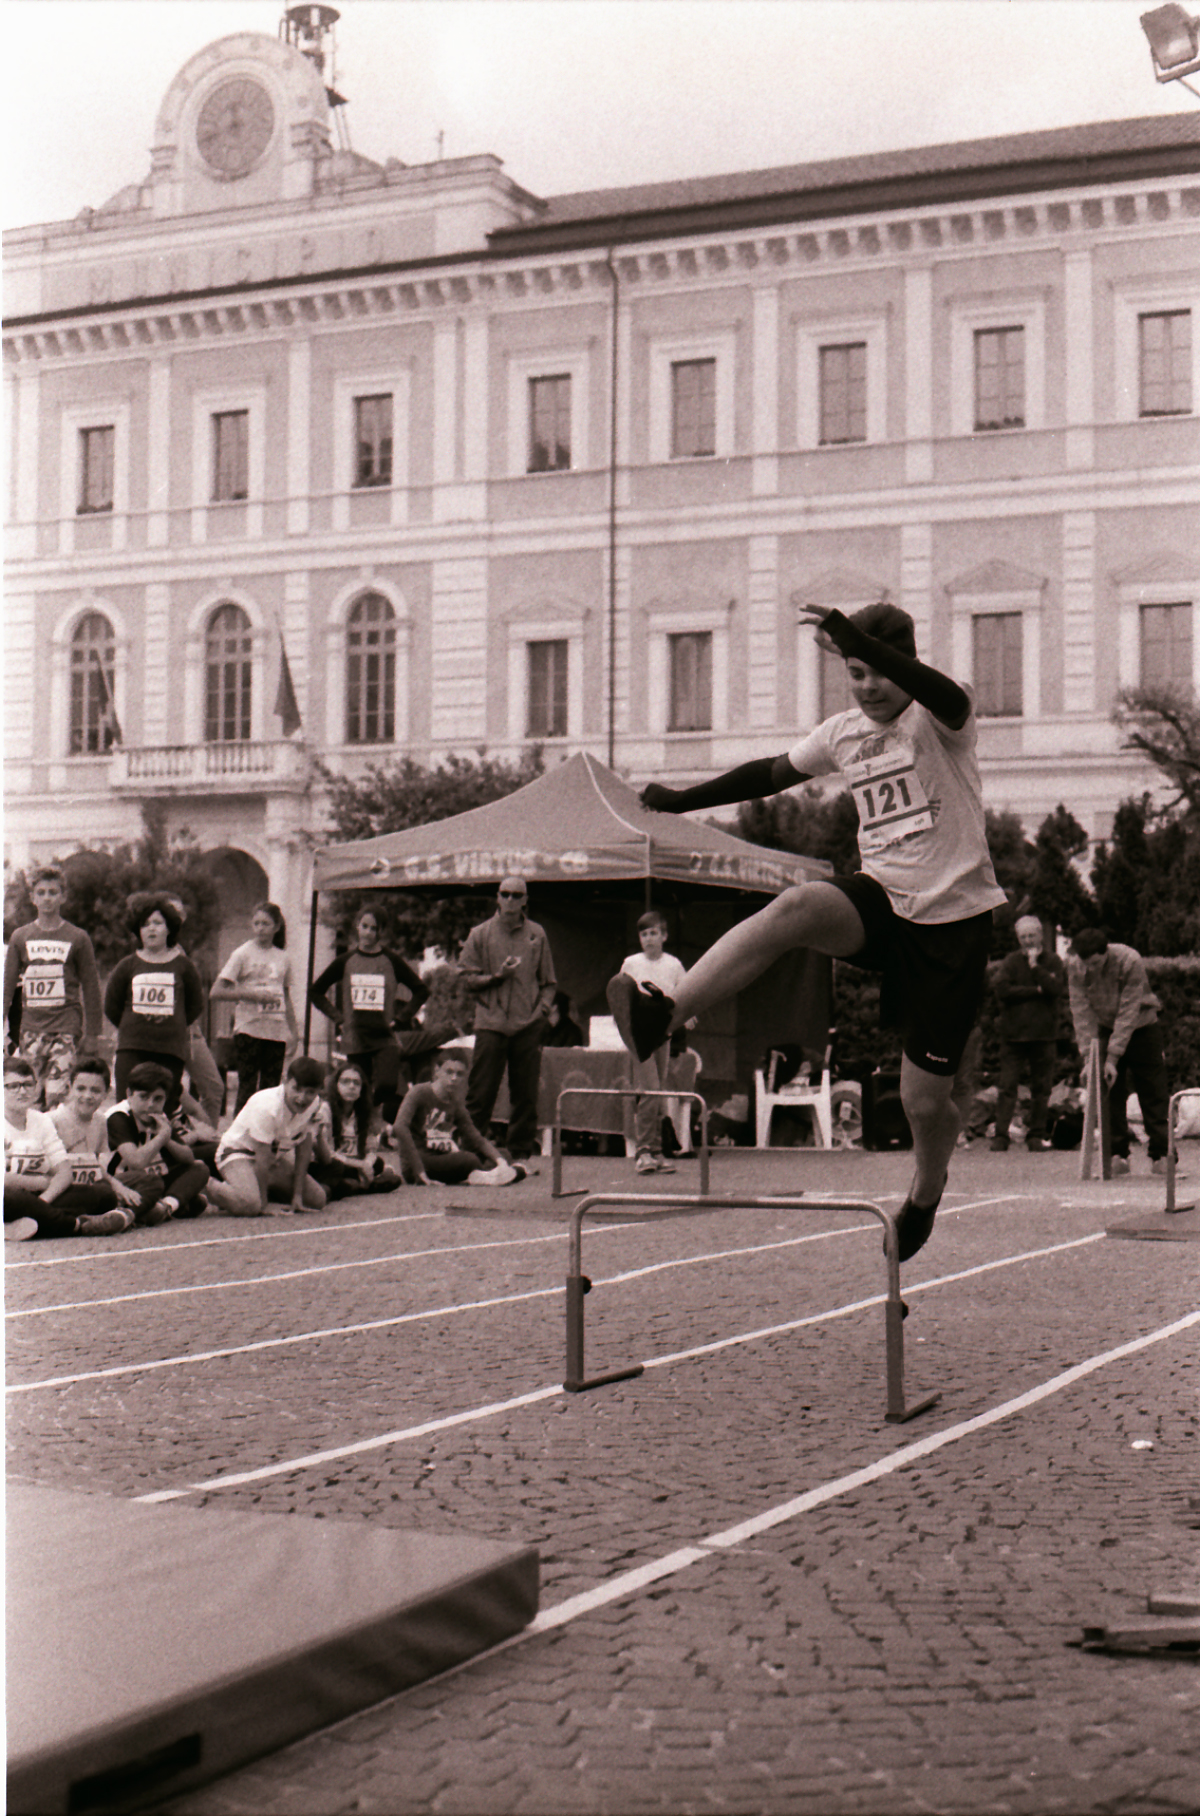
[307,752,834,1142]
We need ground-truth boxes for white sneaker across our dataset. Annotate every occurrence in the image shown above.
[467,1162,518,1187]
[635,1150,659,1174]
[5,1217,39,1243]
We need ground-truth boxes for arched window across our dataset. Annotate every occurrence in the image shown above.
[69,612,118,754]
[346,592,396,744]
[205,603,253,742]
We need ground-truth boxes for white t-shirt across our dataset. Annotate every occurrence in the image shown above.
[788,698,1006,925]
[620,951,688,998]
[216,1084,321,1168]
[49,1101,112,1183]
[5,1108,68,1187]
[216,941,293,1042]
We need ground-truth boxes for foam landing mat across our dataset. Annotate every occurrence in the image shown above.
[8,1484,538,1814]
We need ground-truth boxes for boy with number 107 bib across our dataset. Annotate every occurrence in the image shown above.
[616,601,1005,1265]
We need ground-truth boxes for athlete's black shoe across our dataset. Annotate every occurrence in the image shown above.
[888,1175,946,1263]
[606,973,674,1062]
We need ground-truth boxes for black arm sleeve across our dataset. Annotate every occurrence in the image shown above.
[309,952,348,1013]
[644,752,807,814]
[821,610,970,727]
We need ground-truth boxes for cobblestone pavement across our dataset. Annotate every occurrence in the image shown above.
[7,1144,1199,1815]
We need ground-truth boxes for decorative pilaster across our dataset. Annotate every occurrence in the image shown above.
[1062,512,1097,714]
[747,535,780,729]
[286,337,311,534]
[903,266,933,484]
[751,286,780,496]
[1063,249,1095,471]
[142,583,172,747]
[430,556,488,742]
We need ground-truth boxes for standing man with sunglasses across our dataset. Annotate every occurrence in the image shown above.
[459,876,556,1170]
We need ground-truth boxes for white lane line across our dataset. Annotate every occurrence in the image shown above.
[525,1308,1200,1636]
[5,1191,1033,1318]
[128,1234,1105,1500]
[5,1226,1101,1395]
[137,1385,567,1502]
[7,1229,585,1318]
[4,1209,447,1267]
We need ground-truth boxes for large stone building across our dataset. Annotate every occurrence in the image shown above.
[5,18,1199,979]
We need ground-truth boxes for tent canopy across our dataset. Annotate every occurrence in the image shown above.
[312,752,831,896]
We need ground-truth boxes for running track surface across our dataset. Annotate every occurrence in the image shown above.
[7,1145,1198,1815]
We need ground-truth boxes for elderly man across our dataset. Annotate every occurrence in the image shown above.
[990,914,1066,1152]
[459,877,556,1167]
[1067,927,1170,1176]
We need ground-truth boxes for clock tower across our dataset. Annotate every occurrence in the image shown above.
[149,29,333,216]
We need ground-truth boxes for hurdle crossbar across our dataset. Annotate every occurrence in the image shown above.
[551,1087,709,1198]
[563,1191,940,1425]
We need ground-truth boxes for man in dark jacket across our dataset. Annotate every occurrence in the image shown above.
[990,915,1066,1151]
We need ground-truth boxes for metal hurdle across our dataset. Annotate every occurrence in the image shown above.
[1163,1089,1197,1214]
[551,1086,710,1198]
[563,1191,941,1425]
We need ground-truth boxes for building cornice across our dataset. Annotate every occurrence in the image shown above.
[5,176,1198,365]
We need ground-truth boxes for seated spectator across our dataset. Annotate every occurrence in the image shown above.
[106,1062,210,1225]
[50,1057,142,1217]
[312,1060,402,1200]
[5,1055,131,1240]
[206,1055,327,1217]
[391,1051,522,1186]
[542,992,586,1048]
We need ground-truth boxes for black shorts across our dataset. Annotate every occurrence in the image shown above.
[829,874,992,1076]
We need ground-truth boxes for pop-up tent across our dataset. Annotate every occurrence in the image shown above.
[309,752,834,1100]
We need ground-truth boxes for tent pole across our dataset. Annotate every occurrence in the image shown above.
[605,248,620,770]
[303,889,319,1055]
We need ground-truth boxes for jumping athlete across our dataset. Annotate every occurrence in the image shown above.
[612,600,1005,1263]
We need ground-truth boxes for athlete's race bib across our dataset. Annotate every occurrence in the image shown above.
[848,750,934,850]
[22,963,67,1008]
[6,1151,47,1178]
[69,1157,106,1185]
[131,971,176,1018]
[349,973,387,1014]
[422,1109,455,1154]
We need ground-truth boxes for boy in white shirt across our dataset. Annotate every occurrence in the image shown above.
[613,910,689,1176]
[49,1057,142,1216]
[207,1056,327,1217]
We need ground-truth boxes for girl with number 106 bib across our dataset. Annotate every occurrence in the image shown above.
[103,895,204,1116]
[620,601,1005,1267]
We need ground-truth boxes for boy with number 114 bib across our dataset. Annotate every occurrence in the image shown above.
[616,601,1005,1265]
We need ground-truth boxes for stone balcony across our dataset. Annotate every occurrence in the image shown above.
[109,738,315,795]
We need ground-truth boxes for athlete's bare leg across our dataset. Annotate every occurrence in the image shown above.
[665,882,867,1029]
[900,1055,961,1208]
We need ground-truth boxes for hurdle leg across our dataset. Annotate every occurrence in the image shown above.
[1080,1040,1101,1180]
[880,1216,941,1424]
[1098,1036,1112,1180]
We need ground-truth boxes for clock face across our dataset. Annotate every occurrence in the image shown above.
[195,77,275,177]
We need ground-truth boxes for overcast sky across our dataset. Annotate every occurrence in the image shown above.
[4,0,1192,231]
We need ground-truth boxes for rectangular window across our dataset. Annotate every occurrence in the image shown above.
[973,613,1023,716]
[1140,602,1193,690]
[527,640,569,737]
[974,327,1025,431]
[668,631,713,731]
[670,359,716,459]
[1139,311,1192,417]
[212,410,249,501]
[354,394,393,487]
[77,425,115,514]
[528,376,571,472]
[818,343,867,445]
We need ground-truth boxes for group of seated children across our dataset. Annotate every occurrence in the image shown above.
[6,1047,523,1240]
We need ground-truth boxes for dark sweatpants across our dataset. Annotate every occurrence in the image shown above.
[466,1021,543,1159]
[5,1180,116,1239]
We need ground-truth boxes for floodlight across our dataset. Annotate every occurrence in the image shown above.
[1140,3,1200,81]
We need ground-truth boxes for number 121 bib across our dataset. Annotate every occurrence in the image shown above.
[848,748,934,851]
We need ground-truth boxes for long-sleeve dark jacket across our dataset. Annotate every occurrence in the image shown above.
[992,948,1066,1044]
